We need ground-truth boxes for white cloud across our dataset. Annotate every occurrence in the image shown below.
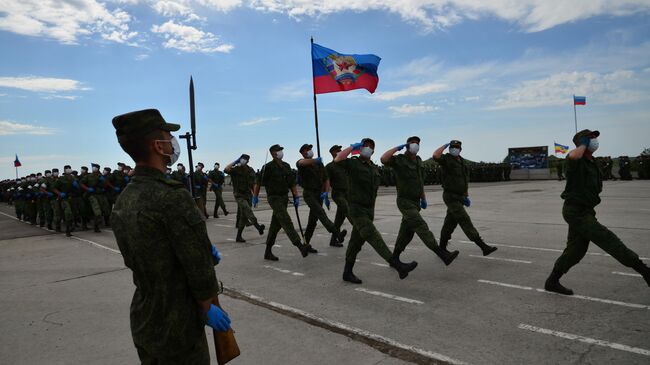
[464,96,480,101]
[0,120,57,135]
[41,95,79,100]
[388,103,439,116]
[0,0,138,44]
[268,79,310,101]
[374,82,449,101]
[196,0,243,12]
[238,116,280,126]
[0,76,90,93]
[491,70,648,109]
[151,20,234,53]
[135,54,150,61]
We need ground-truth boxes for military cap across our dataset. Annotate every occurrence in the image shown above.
[30,173,36,177]
[112,109,180,142]
[91,163,100,169]
[81,166,88,170]
[176,163,184,167]
[196,162,204,168]
[299,143,313,153]
[44,170,51,174]
[64,165,71,169]
[407,136,421,143]
[52,168,59,172]
[240,154,250,160]
[449,140,462,148]
[104,167,111,172]
[362,138,375,147]
[269,144,284,153]
[572,129,600,146]
[329,144,342,154]
[36,172,42,176]
[117,162,125,167]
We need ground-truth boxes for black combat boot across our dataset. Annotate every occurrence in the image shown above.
[342,261,362,284]
[632,261,650,287]
[295,242,310,258]
[264,243,279,261]
[544,270,574,295]
[55,224,62,233]
[389,256,418,280]
[254,223,265,235]
[433,245,459,266]
[307,244,318,253]
[93,217,101,233]
[104,215,110,227]
[329,232,343,247]
[47,223,53,231]
[224,210,229,216]
[475,238,497,256]
[65,222,72,237]
[235,228,246,243]
[81,218,88,231]
[337,229,348,244]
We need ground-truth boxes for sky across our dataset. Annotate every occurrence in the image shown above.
[1,0,649,179]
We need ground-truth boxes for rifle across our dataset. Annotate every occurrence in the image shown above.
[180,76,198,202]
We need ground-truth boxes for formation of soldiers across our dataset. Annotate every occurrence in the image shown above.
[379,160,511,186]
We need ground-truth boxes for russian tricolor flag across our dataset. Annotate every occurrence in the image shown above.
[312,43,381,95]
[573,96,586,105]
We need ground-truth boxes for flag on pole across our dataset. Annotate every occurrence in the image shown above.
[14,154,21,167]
[573,96,586,105]
[311,43,381,94]
[554,142,569,154]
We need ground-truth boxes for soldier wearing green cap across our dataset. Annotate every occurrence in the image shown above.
[225,154,264,242]
[208,162,229,218]
[297,143,347,248]
[192,162,209,218]
[80,163,111,232]
[335,138,418,284]
[381,136,459,267]
[253,144,312,261]
[326,144,351,246]
[545,129,650,295]
[52,165,77,236]
[110,108,230,364]
[433,139,498,256]
[48,168,63,232]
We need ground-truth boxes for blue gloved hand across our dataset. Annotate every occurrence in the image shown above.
[35,192,41,197]
[212,183,219,189]
[463,197,471,207]
[396,144,407,151]
[26,193,32,199]
[232,158,240,165]
[320,192,330,209]
[87,187,95,193]
[579,136,591,147]
[252,195,259,208]
[206,304,231,332]
[350,141,364,150]
[59,192,66,199]
[444,143,450,149]
[47,192,54,198]
[72,180,79,188]
[211,245,221,264]
[99,176,105,182]
[314,157,322,165]
[293,196,300,208]
[420,198,427,209]
[124,176,129,183]
[194,185,201,190]
[203,175,209,181]
[113,186,121,192]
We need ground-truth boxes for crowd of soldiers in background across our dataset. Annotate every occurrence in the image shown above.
[1,154,648,235]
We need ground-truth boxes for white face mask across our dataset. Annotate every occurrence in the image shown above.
[306,150,314,158]
[92,167,99,173]
[360,146,374,158]
[117,166,123,172]
[588,138,599,152]
[408,143,420,154]
[103,170,110,175]
[275,151,284,160]
[177,166,183,171]
[157,136,181,166]
[449,148,461,157]
[214,165,220,170]
[64,168,72,174]
[53,172,59,177]
[45,173,52,177]
[240,159,249,166]
[81,169,88,174]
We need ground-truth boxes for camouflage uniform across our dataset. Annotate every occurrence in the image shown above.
[53,171,76,235]
[208,167,228,217]
[193,166,209,218]
[326,149,350,239]
[81,166,111,231]
[228,161,263,241]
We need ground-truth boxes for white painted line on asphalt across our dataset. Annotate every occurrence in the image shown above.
[226,238,235,241]
[612,271,642,278]
[70,236,121,254]
[518,324,650,356]
[468,254,532,264]
[478,280,650,310]
[214,224,233,228]
[263,265,305,277]
[355,288,424,305]
[371,262,390,268]
[457,240,649,260]
[0,211,19,221]
[225,288,467,365]
[316,253,328,256]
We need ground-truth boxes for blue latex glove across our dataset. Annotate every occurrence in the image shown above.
[252,195,259,208]
[211,245,221,264]
[314,157,322,165]
[124,176,129,183]
[579,136,591,147]
[320,192,330,209]
[194,185,201,190]
[206,304,231,332]
[293,196,300,208]
[444,143,450,149]
[203,175,209,181]
[87,187,95,193]
[396,144,407,151]
[232,158,240,165]
[350,142,364,150]
[59,192,66,199]
[99,176,105,182]
[47,192,54,198]
[463,197,471,207]
[72,180,79,188]
[420,198,427,209]
[113,186,121,192]
[212,183,220,189]
[35,192,41,197]
[26,193,32,199]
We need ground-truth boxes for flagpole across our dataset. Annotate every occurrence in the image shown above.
[310,37,322,158]
[573,95,577,134]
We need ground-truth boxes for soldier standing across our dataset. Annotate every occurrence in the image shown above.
[171,163,189,190]
[253,144,312,261]
[326,145,350,247]
[80,163,111,232]
[556,159,565,181]
[208,162,229,218]
[432,140,498,256]
[335,138,418,284]
[297,143,347,248]
[110,108,230,364]
[545,130,650,294]
[48,169,64,232]
[224,154,264,242]
[380,136,459,267]
[193,162,209,218]
[52,165,77,236]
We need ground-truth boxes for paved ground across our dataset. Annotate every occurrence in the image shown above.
[1,180,648,364]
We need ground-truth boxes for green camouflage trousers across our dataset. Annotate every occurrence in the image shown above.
[265,195,302,247]
[59,198,74,223]
[88,194,110,218]
[135,334,209,365]
[213,189,227,216]
[345,203,392,263]
[553,203,642,274]
[303,189,336,244]
[331,190,350,233]
[235,194,258,229]
[51,199,62,226]
[440,192,481,243]
[393,197,441,255]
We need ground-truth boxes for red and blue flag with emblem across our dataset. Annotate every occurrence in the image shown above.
[573,96,586,105]
[14,154,21,167]
[311,43,381,95]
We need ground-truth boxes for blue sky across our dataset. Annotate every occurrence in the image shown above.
[1,1,650,179]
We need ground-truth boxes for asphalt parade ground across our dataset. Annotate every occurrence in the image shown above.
[1,180,648,365]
